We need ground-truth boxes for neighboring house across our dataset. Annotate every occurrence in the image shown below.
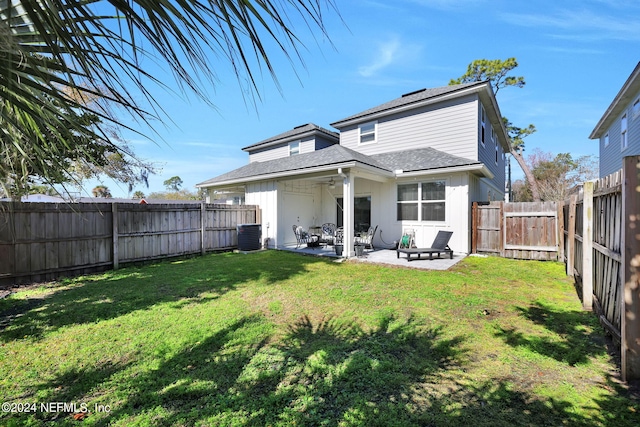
[197,81,509,256]
[0,194,65,203]
[590,61,640,178]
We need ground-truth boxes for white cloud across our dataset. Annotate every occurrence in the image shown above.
[358,37,402,77]
[501,9,640,42]
[357,36,423,78]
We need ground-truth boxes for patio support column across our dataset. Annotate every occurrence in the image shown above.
[342,170,355,257]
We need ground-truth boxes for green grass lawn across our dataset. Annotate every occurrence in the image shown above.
[0,251,638,426]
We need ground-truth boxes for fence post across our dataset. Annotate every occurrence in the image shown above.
[622,156,640,381]
[567,195,577,277]
[201,202,206,256]
[471,202,478,254]
[499,202,505,257]
[582,181,594,311]
[557,202,565,263]
[112,203,119,270]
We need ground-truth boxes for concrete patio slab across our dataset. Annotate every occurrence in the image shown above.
[276,245,465,270]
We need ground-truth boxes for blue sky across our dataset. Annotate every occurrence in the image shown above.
[88,0,640,197]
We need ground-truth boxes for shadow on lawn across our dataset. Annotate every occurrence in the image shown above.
[0,251,324,342]
[494,301,607,366]
[23,313,639,427]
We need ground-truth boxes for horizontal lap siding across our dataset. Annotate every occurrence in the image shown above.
[599,87,640,177]
[339,95,478,160]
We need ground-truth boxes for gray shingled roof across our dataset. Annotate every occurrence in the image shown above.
[198,145,483,187]
[331,82,484,127]
[371,147,481,172]
[198,145,389,186]
[242,123,339,151]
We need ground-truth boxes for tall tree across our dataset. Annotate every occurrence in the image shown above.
[513,149,598,202]
[1,0,338,198]
[164,176,184,192]
[450,58,541,201]
[92,185,112,198]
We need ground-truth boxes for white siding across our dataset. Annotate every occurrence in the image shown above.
[390,173,471,253]
[246,181,278,246]
[248,144,289,163]
[247,137,318,163]
[276,180,321,246]
[339,95,479,160]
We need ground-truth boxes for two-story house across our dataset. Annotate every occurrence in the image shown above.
[590,61,640,178]
[197,81,509,256]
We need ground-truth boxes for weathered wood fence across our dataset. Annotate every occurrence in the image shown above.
[471,201,563,261]
[563,156,640,382]
[0,202,260,287]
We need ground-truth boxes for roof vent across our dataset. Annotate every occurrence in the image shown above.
[294,123,310,129]
[401,88,427,97]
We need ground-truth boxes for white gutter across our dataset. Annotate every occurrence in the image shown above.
[197,161,392,189]
[395,163,494,179]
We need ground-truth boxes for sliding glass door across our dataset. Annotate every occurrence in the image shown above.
[336,196,371,234]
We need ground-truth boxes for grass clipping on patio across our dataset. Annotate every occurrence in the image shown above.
[0,251,638,426]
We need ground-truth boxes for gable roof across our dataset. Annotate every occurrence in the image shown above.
[197,145,488,188]
[590,62,640,140]
[331,82,487,128]
[242,123,339,152]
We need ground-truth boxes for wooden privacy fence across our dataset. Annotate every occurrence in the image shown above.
[0,202,260,287]
[472,201,562,261]
[563,155,640,382]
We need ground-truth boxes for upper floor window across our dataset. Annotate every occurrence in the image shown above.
[289,141,300,156]
[621,114,628,150]
[633,99,640,119]
[480,106,486,146]
[397,181,446,222]
[359,121,377,144]
[604,133,609,147]
[495,144,499,165]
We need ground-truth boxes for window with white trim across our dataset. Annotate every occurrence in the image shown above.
[492,128,498,164]
[604,133,609,147]
[289,141,300,156]
[622,114,628,150]
[397,181,446,222]
[480,106,486,146]
[633,99,640,119]
[359,121,377,144]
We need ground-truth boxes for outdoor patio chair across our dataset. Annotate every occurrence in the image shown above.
[320,223,336,246]
[293,225,319,249]
[355,225,377,250]
[396,230,453,261]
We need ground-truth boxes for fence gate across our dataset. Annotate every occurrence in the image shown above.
[472,201,563,261]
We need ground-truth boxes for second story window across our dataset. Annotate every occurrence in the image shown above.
[359,122,377,144]
[480,106,486,146]
[634,99,640,119]
[622,114,628,151]
[604,133,609,147]
[289,141,300,156]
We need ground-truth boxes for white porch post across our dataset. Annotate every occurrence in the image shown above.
[342,171,355,257]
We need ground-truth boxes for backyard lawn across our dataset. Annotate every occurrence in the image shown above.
[0,251,638,426]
